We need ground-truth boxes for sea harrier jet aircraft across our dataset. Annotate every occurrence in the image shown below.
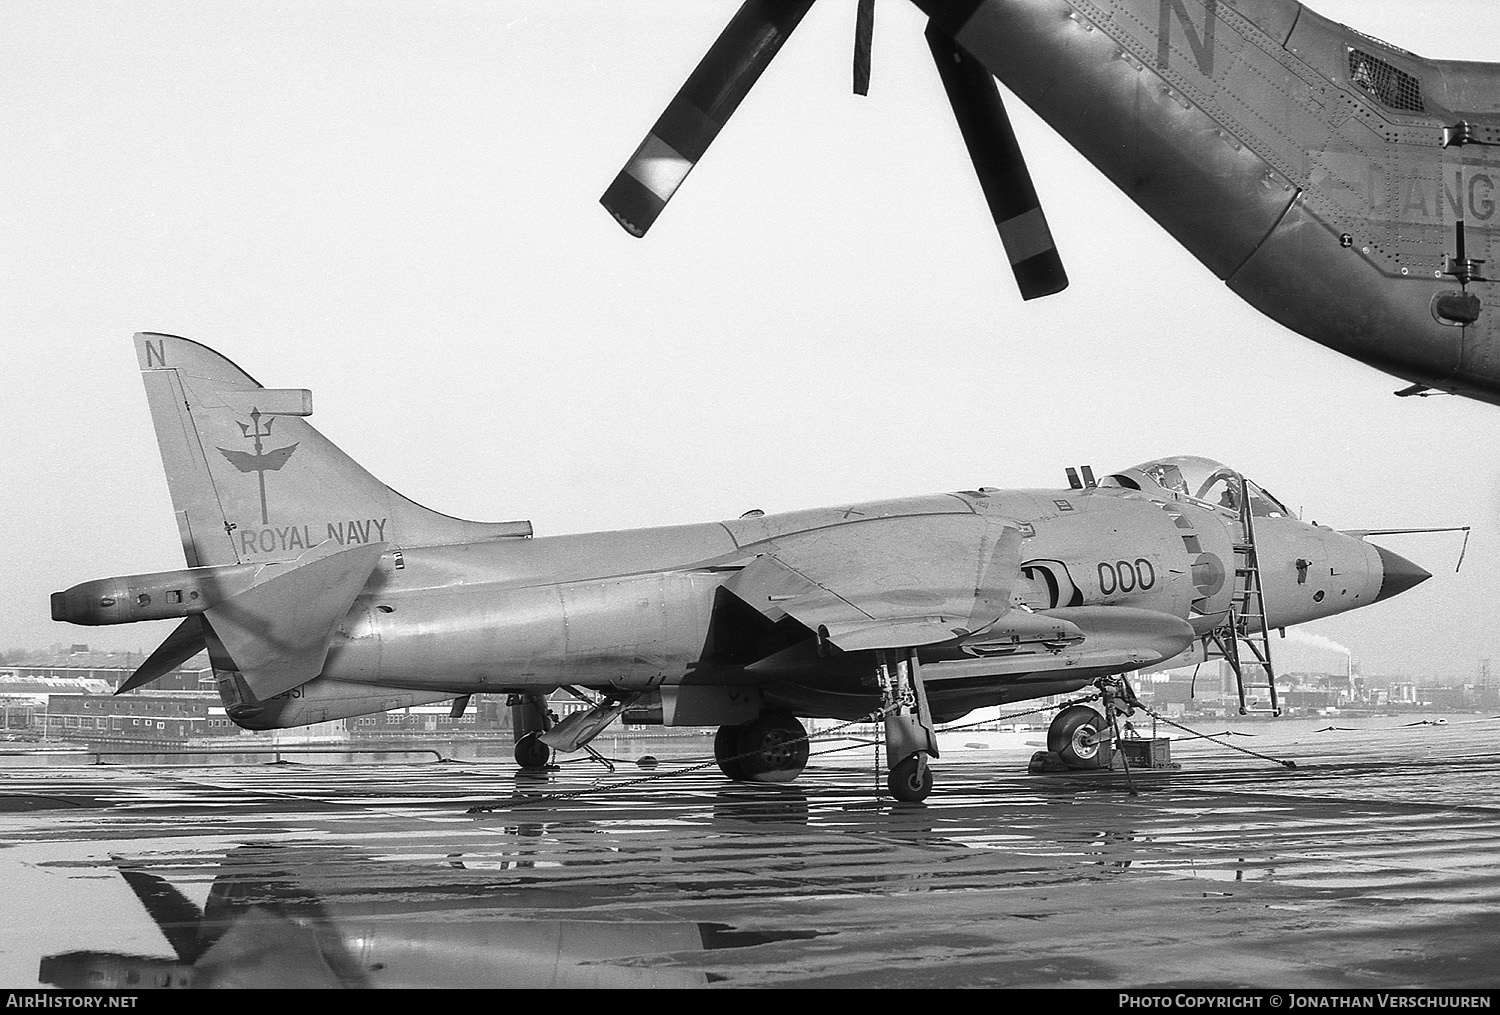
[52,334,1432,800]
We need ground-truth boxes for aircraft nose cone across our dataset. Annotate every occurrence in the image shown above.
[1374,545,1431,603]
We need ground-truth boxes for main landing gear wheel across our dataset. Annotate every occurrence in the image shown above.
[1048,705,1109,770]
[716,710,810,783]
[887,756,933,803]
[714,726,746,780]
[514,732,552,769]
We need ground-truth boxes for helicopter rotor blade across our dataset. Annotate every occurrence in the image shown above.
[853,0,874,96]
[924,21,1068,300]
[601,0,814,237]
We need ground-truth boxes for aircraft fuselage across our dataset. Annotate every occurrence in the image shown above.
[64,475,1398,730]
[924,0,1500,399]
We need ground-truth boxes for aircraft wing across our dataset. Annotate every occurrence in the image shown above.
[723,514,1023,651]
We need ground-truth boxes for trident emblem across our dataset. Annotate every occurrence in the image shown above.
[217,408,299,525]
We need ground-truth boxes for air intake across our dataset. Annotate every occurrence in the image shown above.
[1348,49,1424,113]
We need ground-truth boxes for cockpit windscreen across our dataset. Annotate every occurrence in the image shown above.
[1104,456,1291,517]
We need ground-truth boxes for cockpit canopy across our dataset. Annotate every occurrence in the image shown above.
[1102,455,1292,518]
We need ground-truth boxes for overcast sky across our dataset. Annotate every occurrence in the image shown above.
[3,1,1497,681]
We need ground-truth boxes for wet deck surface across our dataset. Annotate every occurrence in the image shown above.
[3,716,1499,989]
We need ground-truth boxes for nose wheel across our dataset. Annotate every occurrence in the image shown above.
[1047,704,1110,770]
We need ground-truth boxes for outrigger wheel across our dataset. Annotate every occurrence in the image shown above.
[1048,704,1110,770]
[714,709,810,783]
[514,732,552,769]
[888,755,933,803]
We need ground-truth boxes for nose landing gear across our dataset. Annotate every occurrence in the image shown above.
[1047,704,1110,769]
[1040,676,1143,772]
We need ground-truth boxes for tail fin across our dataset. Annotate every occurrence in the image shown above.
[135,333,530,566]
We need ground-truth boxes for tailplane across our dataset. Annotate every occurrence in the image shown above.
[135,333,530,566]
[109,540,384,702]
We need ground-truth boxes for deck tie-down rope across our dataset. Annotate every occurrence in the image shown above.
[465,684,1326,813]
[466,698,1081,813]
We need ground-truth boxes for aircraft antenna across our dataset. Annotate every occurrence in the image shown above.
[1445,220,1488,289]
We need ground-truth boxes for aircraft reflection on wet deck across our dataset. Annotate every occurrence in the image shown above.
[3,716,1499,989]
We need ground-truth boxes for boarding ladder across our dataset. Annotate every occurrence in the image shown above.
[1203,474,1281,716]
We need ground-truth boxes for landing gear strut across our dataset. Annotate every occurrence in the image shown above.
[877,648,938,802]
[714,709,809,783]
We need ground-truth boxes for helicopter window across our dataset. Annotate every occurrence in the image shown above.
[1348,49,1424,113]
